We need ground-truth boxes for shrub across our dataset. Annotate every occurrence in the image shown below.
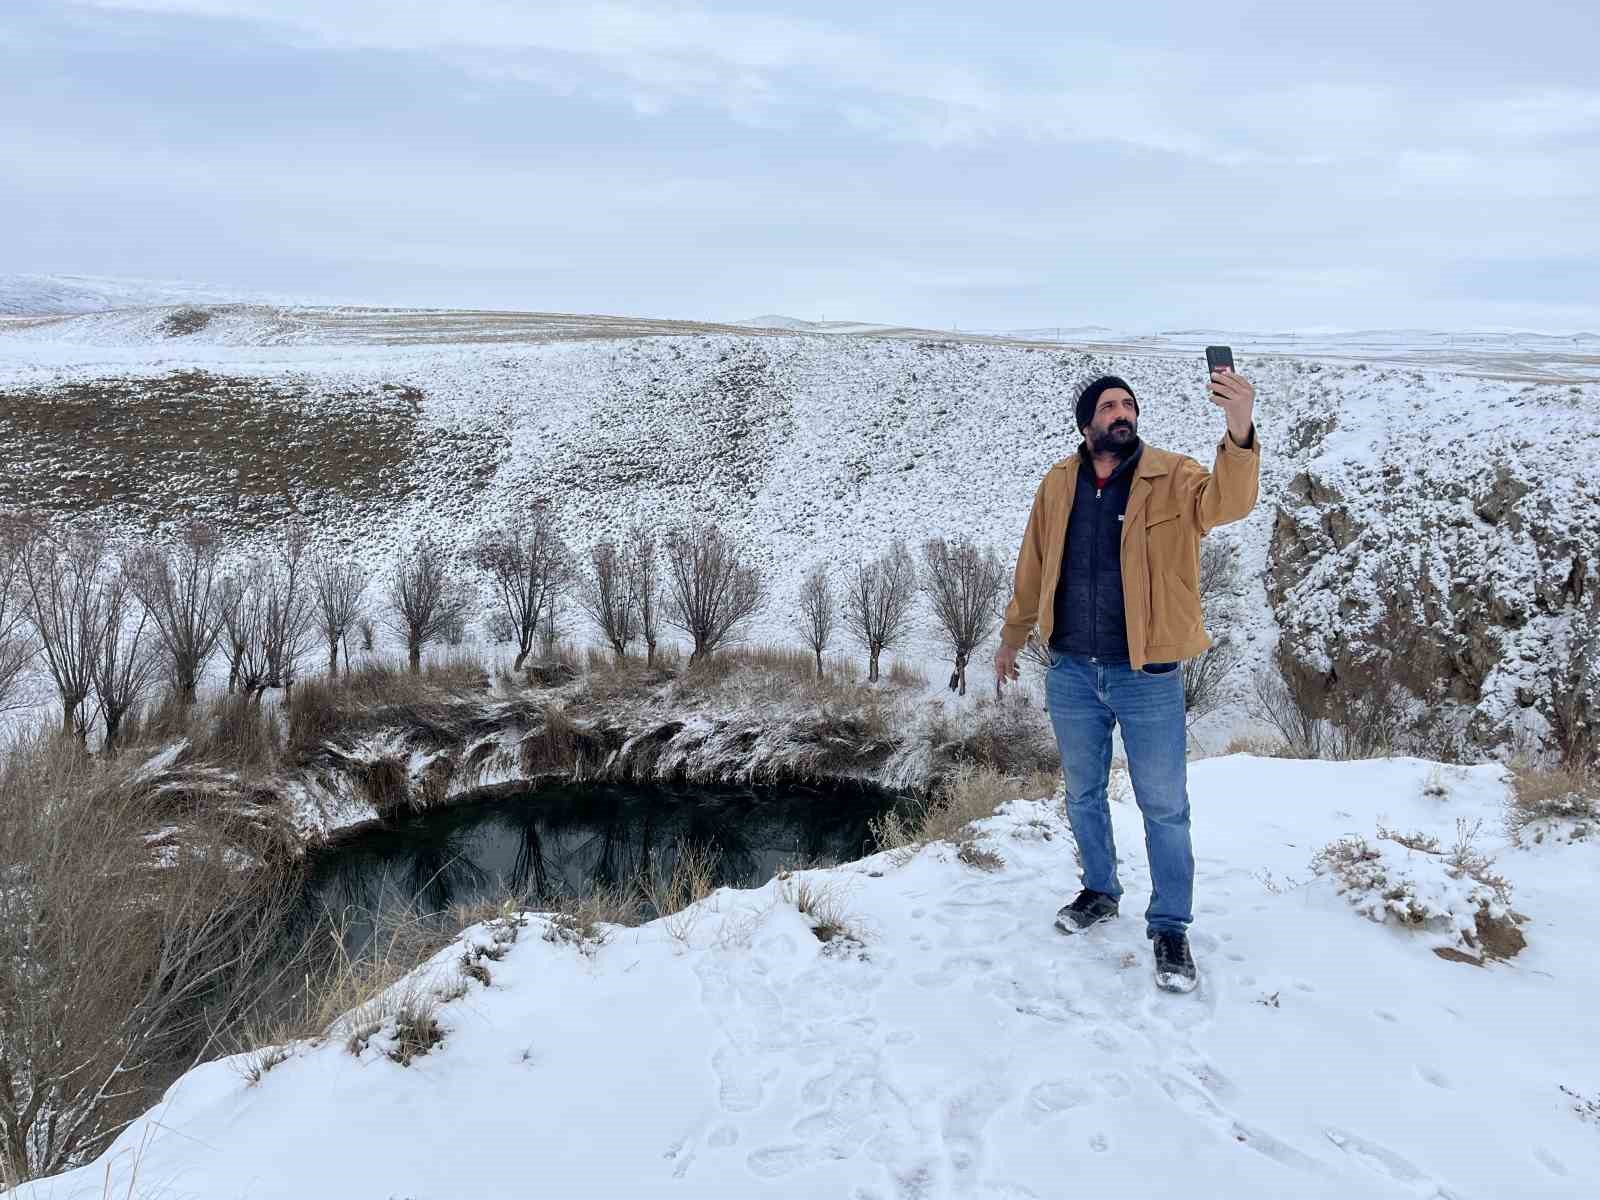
[1310,820,1522,960]
[161,307,212,337]
[0,728,296,1181]
[1505,761,1596,844]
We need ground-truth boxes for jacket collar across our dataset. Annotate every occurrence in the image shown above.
[1053,441,1174,478]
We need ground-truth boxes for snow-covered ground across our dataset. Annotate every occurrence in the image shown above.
[0,273,341,317]
[12,756,1596,1199]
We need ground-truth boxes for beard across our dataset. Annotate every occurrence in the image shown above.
[1089,420,1139,459]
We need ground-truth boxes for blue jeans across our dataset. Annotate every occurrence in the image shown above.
[1043,652,1194,938]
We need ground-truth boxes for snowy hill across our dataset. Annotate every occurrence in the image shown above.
[0,273,328,316]
[1,305,1597,754]
[14,756,1598,1199]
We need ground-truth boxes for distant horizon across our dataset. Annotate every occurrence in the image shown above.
[5,271,1599,341]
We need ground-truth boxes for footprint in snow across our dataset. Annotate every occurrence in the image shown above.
[712,1046,771,1113]
[1026,1079,1096,1115]
[1323,1127,1462,1195]
[1415,1065,1453,1090]
[746,1143,814,1178]
[1532,1147,1567,1176]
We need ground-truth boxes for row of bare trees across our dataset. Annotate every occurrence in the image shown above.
[1,502,1038,754]
[798,536,1009,694]
[0,505,782,751]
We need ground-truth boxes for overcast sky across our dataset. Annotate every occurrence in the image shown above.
[5,1,1598,331]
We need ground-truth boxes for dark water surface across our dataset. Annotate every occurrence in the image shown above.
[299,781,906,940]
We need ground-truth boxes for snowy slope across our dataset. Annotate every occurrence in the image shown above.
[0,273,332,316]
[1,307,1597,753]
[13,756,1597,1199]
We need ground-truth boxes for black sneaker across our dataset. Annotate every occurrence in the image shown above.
[1152,931,1198,993]
[1054,889,1120,934]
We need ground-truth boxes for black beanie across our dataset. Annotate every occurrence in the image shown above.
[1075,375,1138,433]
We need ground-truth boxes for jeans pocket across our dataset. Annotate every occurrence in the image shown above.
[1141,660,1179,675]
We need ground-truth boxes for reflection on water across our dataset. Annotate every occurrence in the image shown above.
[299,781,904,944]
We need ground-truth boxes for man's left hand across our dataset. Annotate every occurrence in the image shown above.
[1209,368,1255,445]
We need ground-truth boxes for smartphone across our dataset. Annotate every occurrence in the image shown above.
[1205,345,1234,373]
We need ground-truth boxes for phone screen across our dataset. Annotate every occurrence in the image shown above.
[1206,345,1234,372]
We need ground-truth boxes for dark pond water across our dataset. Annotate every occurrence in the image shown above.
[297,781,907,946]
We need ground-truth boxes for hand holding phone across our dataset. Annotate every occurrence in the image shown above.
[1203,345,1255,442]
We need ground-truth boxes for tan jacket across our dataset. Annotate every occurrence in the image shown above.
[1000,429,1262,669]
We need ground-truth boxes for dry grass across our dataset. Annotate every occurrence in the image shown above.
[639,840,722,945]
[779,873,858,943]
[885,657,929,688]
[288,655,489,754]
[1220,733,1297,758]
[360,755,410,814]
[0,725,298,1181]
[1505,760,1596,844]
[238,887,537,1077]
[386,1001,445,1065]
[871,761,1054,866]
[518,703,587,775]
[541,885,639,955]
[139,689,283,774]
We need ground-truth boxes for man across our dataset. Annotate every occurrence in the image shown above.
[993,367,1259,993]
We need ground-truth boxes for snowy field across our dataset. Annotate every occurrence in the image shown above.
[11,755,1597,1200]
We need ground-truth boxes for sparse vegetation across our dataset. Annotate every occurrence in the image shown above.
[0,729,298,1182]
[780,872,857,943]
[640,840,721,945]
[871,760,1054,867]
[1310,818,1523,961]
[160,306,212,337]
[1505,760,1596,844]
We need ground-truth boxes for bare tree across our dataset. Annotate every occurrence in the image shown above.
[88,557,163,753]
[1184,538,1245,723]
[625,523,663,666]
[220,565,271,696]
[310,554,366,678]
[539,590,562,661]
[126,521,228,705]
[256,529,316,702]
[578,539,636,659]
[844,541,918,683]
[384,539,470,674]
[662,525,765,664]
[19,524,110,738]
[922,537,1007,696]
[0,511,38,717]
[474,505,570,671]
[796,562,836,678]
